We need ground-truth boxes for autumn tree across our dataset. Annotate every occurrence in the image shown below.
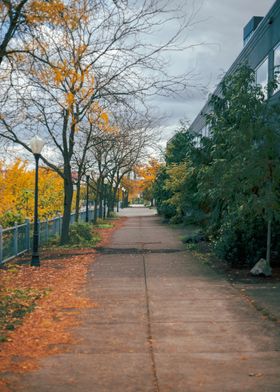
[0,0,69,66]
[0,159,64,227]
[71,105,115,221]
[136,158,162,205]
[0,0,201,243]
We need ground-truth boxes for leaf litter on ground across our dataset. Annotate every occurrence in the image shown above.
[0,217,126,391]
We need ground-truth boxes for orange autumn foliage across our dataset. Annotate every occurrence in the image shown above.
[0,159,64,227]
[122,159,162,201]
[136,158,162,190]
[0,217,126,391]
[0,252,94,375]
[121,176,142,201]
[26,0,85,28]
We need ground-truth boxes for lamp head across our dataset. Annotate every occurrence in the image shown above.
[30,135,45,155]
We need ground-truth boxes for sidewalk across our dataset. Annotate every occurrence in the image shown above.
[5,209,280,391]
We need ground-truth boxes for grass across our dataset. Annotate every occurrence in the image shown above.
[0,284,47,342]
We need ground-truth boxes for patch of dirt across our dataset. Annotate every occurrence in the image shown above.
[194,241,280,284]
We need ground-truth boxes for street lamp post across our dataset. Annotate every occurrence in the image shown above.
[117,185,120,212]
[30,136,45,267]
[85,174,90,223]
[103,178,108,219]
[121,187,126,208]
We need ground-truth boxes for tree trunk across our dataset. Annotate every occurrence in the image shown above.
[112,187,118,213]
[75,180,81,222]
[99,181,103,218]
[107,186,114,216]
[94,197,98,224]
[266,218,272,266]
[61,175,74,244]
[99,197,103,218]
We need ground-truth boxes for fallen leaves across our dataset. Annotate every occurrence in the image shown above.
[0,286,46,342]
[97,217,126,247]
[0,217,126,386]
[0,253,94,375]
[249,372,264,378]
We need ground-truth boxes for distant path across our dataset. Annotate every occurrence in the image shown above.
[8,208,280,391]
[117,206,157,217]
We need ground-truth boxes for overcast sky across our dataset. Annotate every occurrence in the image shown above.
[157,0,276,141]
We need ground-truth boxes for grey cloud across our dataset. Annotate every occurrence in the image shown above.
[152,0,275,141]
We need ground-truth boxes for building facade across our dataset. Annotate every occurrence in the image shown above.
[190,0,280,141]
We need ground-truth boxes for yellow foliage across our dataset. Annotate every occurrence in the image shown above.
[27,0,90,30]
[121,177,141,201]
[165,162,189,192]
[99,112,109,125]
[0,159,64,227]
[53,69,64,85]
[27,0,66,25]
[136,158,162,191]
[66,92,75,108]
[87,103,114,132]
[119,160,162,202]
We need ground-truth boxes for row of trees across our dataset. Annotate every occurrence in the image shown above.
[154,65,280,268]
[73,113,156,221]
[0,0,197,243]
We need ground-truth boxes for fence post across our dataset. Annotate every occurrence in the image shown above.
[14,222,18,256]
[59,215,62,235]
[46,218,49,244]
[0,225,3,264]
[55,217,58,236]
[38,219,40,246]
[25,219,30,251]
[54,217,58,236]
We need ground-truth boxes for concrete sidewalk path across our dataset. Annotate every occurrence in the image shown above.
[7,209,280,391]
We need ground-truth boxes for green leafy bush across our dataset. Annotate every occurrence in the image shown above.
[95,218,113,228]
[181,231,205,244]
[69,222,95,245]
[212,211,267,267]
[153,66,280,269]
[107,211,118,219]
[158,203,177,220]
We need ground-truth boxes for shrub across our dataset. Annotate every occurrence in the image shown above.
[108,211,118,219]
[95,218,113,228]
[157,203,176,220]
[212,212,267,268]
[181,231,206,244]
[69,222,94,245]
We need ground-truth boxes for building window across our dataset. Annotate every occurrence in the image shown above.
[194,136,201,148]
[255,57,268,98]
[201,124,211,139]
[273,43,280,94]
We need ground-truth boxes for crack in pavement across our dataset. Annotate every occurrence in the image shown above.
[96,247,184,254]
[143,253,160,392]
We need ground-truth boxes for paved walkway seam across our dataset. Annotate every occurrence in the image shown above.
[143,254,160,392]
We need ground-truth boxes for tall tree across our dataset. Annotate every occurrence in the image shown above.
[0,0,201,243]
[200,65,280,266]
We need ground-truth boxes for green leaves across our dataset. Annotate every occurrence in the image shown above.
[200,65,280,264]
[0,288,45,342]
[157,64,280,266]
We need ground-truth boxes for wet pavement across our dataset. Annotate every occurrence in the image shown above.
[5,208,280,391]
